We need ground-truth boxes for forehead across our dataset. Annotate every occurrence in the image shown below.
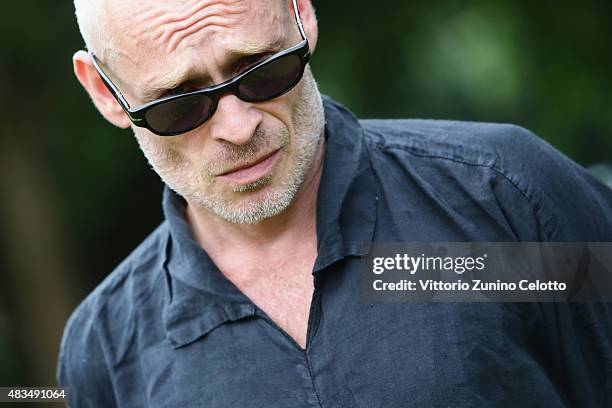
[105,0,290,91]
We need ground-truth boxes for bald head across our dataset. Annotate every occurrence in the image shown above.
[74,0,298,64]
[74,0,110,58]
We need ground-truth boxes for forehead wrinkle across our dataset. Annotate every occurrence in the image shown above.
[107,0,290,100]
[130,0,248,54]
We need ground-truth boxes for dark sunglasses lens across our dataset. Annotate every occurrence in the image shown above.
[145,94,214,135]
[238,55,304,102]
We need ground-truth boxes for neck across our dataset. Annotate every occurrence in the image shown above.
[185,136,325,257]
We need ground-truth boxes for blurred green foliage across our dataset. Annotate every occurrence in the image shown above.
[1,0,610,387]
[314,0,612,161]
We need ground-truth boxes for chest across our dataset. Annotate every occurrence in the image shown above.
[131,296,565,408]
[223,252,317,349]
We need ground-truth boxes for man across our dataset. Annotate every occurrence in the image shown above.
[58,0,612,406]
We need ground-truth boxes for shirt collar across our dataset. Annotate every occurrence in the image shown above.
[162,95,377,347]
[313,95,378,271]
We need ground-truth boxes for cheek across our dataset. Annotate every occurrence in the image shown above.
[134,129,187,164]
[255,88,301,131]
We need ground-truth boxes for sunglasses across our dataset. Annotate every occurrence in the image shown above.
[89,0,310,136]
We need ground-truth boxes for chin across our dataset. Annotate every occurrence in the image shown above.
[190,178,298,224]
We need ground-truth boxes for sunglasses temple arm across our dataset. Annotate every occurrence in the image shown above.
[88,51,133,111]
[291,0,308,41]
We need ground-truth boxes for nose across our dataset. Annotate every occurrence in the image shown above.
[208,94,263,145]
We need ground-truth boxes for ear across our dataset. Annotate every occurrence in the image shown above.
[296,0,318,54]
[73,50,131,129]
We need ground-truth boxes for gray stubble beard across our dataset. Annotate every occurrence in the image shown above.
[137,66,326,225]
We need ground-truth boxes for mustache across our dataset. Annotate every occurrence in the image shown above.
[205,126,288,176]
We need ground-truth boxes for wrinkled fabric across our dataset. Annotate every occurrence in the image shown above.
[58,96,612,407]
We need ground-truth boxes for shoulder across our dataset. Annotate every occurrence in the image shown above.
[360,119,558,192]
[64,220,169,328]
[57,221,169,400]
[361,118,545,168]
[360,119,612,241]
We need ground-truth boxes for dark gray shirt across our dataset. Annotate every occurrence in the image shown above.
[58,96,612,407]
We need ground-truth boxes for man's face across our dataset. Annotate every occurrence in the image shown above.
[102,0,324,224]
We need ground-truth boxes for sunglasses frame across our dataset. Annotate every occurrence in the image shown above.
[89,0,310,136]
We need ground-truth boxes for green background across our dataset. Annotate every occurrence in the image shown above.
[1,0,611,387]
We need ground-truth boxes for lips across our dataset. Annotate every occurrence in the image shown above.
[218,149,280,176]
[216,148,282,185]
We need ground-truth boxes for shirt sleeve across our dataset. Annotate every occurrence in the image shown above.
[491,125,612,405]
[489,124,612,242]
[57,301,118,408]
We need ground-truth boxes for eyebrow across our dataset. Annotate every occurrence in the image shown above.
[139,38,286,102]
